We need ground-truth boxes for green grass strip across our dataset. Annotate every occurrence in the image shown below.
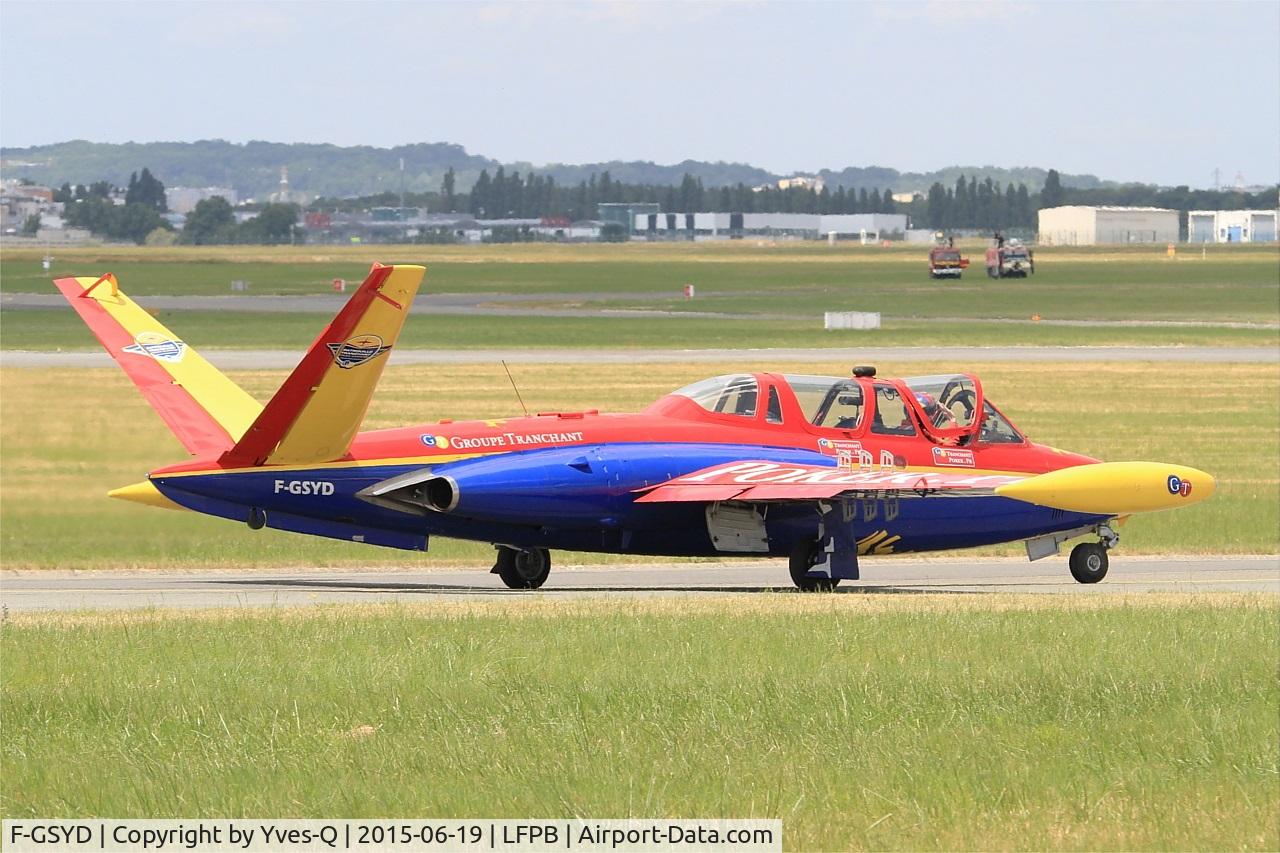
[2,597,1276,850]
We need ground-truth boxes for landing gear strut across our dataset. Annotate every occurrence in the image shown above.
[492,546,551,589]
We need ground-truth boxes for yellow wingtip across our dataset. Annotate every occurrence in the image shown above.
[108,480,187,511]
[995,461,1215,515]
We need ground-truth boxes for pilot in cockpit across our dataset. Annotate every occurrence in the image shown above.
[914,392,956,429]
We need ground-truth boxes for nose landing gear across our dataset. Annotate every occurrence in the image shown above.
[1069,542,1108,583]
[1069,524,1118,584]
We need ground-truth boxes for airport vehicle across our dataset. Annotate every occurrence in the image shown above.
[56,264,1214,590]
[985,239,1035,278]
[928,245,969,279]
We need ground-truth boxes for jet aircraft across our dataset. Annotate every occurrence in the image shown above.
[56,264,1214,590]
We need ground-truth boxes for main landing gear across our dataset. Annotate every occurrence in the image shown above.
[789,504,863,591]
[789,540,841,592]
[1068,524,1119,584]
[492,546,552,589]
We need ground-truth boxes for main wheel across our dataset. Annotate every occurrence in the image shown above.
[494,547,551,589]
[1069,542,1109,584]
[789,540,840,592]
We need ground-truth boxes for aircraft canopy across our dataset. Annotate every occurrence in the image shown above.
[669,372,1025,446]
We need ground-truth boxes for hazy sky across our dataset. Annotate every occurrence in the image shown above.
[2,0,1277,187]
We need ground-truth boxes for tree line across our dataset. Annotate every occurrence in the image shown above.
[54,168,299,245]
[6,138,1114,202]
[465,166,903,218]
[51,164,1278,244]
[54,168,171,244]
[178,197,299,245]
[339,166,1276,232]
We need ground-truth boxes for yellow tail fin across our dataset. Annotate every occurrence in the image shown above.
[221,263,425,467]
[55,273,263,456]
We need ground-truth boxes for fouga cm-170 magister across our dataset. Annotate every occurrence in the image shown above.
[57,263,1215,590]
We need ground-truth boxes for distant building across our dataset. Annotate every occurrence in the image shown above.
[597,202,659,235]
[166,186,239,214]
[1186,209,1278,243]
[370,207,422,221]
[778,176,824,193]
[1038,205,1179,245]
[633,211,908,241]
[892,191,922,205]
[298,210,601,245]
[0,185,60,234]
[6,184,54,202]
[267,167,308,206]
[752,176,825,194]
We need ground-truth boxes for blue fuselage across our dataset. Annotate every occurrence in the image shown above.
[152,442,1105,558]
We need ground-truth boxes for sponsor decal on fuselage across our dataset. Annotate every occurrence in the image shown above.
[274,479,335,495]
[327,334,391,369]
[818,438,869,470]
[818,440,906,471]
[679,461,1016,488]
[932,446,975,467]
[122,331,187,364]
[420,430,584,450]
[1167,475,1193,497]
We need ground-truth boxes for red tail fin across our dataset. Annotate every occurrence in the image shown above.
[220,263,426,468]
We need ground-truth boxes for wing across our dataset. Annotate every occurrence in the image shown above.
[634,460,1024,503]
[636,459,1217,516]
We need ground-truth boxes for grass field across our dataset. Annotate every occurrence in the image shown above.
[3,595,1276,850]
[2,242,1276,351]
[2,360,1275,570]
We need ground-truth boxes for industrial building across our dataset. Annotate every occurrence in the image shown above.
[633,211,908,241]
[1187,209,1278,243]
[165,186,238,214]
[1037,205,1179,246]
[598,202,660,234]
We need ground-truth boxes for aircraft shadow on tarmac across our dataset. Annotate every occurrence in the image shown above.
[209,577,981,596]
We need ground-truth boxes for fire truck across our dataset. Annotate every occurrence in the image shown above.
[985,237,1035,278]
[928,238,969,279]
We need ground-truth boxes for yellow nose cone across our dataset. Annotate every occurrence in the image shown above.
[995,461,1216,515]
[108,480,187,511]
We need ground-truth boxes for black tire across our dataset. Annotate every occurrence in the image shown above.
[789,540,840,592]
[1069,542,1109,584]
[495,547,551,589]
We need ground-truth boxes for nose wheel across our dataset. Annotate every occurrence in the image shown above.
[493,546,551,589]
[1068,542,1109,584]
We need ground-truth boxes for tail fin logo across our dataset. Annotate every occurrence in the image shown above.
[327,334,391,369]
[123,331,187,364]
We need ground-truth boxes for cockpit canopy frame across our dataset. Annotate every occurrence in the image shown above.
[664,371,1026,447]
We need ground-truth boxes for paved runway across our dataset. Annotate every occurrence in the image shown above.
[6,291,1278,330]
[3,557,1275,612]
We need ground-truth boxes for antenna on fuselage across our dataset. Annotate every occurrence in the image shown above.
[501,360,530,418]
